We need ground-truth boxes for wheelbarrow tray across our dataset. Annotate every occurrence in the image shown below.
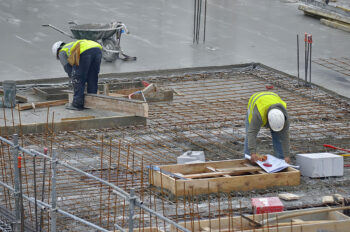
[70,23,117,41]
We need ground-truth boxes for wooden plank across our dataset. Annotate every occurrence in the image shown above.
[320,18,350,33]
[264,206,350,225]
[0,89,27,103]
[298,5,350,24]
[33,87,68,100]
[69,93,148,117]
[0,115,146,136]
[61,116,95,121]
[32,87,47,98]
[156,159,249,174]
[179,168,299,195]
[108,93,127,98]
[16,99,68,111]
[216,166,261,173]
[337,5,350,13]
[182,166,262,179]
[329,211,350,220]
[149,167,176,195]
[276,220,337,226]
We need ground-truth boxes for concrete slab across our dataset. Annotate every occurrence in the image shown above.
[0,0,349,98]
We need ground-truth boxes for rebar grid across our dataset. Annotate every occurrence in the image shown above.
[0,67,349,231]
[313,57,350,77]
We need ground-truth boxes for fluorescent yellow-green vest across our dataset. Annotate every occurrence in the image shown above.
[60,40,102,56]
[247,92,287,126]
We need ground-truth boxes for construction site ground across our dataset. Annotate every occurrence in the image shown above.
[1,0,350,230]
[1,0,350,98]
[0,64,349,231]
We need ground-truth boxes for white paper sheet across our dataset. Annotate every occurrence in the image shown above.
[245,154,299,173]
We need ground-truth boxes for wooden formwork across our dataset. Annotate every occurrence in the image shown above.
[68,93,149,117]
[170,208,350,232]
[149,160,300,196]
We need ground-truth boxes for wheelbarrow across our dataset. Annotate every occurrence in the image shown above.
[42,22,136,62]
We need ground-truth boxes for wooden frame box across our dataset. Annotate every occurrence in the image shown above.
[170,208,350,232]
[149,160,300,196]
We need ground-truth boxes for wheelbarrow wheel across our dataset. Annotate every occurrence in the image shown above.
[102,39,118,62]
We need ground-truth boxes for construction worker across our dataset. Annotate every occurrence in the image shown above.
[52,39,102,110]
[244,91,290,163]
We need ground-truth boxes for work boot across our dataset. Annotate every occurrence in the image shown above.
[65,103,83,111]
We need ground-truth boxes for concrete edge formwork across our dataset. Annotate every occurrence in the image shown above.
[68,93,149,117]
[4,63,254,86]
[6,63,350,102]
[0,115,146,136]
[256,63,350,103]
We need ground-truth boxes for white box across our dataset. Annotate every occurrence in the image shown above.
[177,151,205,164]
[296,153,343,177]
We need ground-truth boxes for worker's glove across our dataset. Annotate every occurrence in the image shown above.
[250,153,267,163]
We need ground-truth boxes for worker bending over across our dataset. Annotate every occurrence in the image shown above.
[244,91,290,163]
[52,39,102,110]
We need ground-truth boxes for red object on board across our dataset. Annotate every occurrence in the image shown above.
[265,85,274,89]
[263,163,272,167]
[142,81,150,87]
[251,197,284,214]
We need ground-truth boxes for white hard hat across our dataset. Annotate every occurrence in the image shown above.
[52,41,64,58]
[268,108,285,132]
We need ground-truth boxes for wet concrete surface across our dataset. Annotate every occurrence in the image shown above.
[0,0,350,98]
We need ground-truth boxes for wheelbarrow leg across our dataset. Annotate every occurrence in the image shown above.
[119,52,137,61]
[102,39,119,62]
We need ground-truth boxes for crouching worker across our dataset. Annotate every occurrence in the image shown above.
[244,91,291,163]
[52,40,102,110]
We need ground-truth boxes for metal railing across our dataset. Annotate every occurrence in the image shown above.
[0,134,190,232]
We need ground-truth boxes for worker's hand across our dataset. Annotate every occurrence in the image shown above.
[284,157,290,163]
[250,153,258,163]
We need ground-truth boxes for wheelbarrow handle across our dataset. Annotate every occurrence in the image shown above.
[42,24,74,39]
[102,48,120,53]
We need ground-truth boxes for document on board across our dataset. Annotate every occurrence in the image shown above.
[245,154,299,173]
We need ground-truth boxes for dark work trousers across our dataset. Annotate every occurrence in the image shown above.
[71,48,102,109]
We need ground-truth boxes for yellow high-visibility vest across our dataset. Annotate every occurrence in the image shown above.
[247,91,287,126]
[61,40,102,56]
